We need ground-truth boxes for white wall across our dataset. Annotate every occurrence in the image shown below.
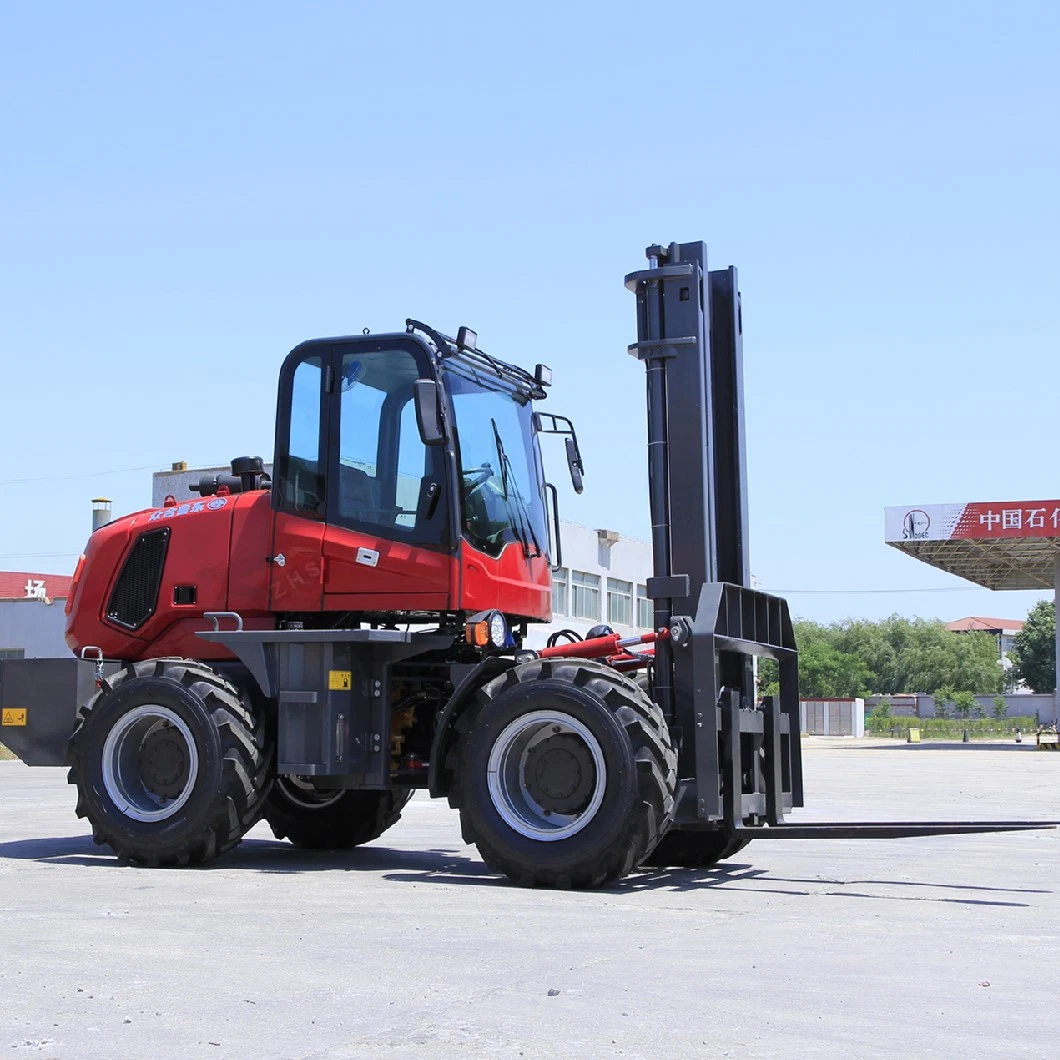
[0,600,70,658]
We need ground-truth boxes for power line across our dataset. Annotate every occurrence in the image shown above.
[0,463,163,488]
[0,552,82,560]
[766,586,1013,596]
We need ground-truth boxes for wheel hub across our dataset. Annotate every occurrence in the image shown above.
[524,734,595,814]
[101,704,200,823]
[138,726,190,799]
[487,709,608,842]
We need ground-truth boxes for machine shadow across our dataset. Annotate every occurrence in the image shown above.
[0,834,115,865]
[384,858,1043,905]
[217,838,495,877]
[0,837,1041,906]
[0,832,494,877]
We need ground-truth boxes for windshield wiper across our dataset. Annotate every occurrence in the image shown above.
[491,419,543,559]
[491,419,510,500]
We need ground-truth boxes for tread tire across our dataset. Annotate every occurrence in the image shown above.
[629,674,751,869]
[644,827,751,868]
[451,659,676,889]
[263,784,414,850]
[67,658,271,867]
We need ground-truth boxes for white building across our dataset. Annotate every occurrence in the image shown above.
[945,616,1024,670]
[0,571,74,659]
[151,465,653,651]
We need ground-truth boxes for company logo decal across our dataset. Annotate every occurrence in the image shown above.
[147,496,229,523]
[903,509,930,540]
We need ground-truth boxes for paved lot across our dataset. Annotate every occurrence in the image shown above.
[1,739,1057,1059]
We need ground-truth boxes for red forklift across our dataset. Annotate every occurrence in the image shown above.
[0,241,1048,887]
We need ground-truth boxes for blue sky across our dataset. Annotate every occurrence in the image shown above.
[1,1,1057,624]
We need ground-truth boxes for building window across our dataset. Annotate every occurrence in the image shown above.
[571,571,601,621]
[552,567,569,616]
[636,585,653,629]
[0,648,25,661]
[607,578,633,626]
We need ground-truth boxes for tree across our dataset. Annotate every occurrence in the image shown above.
[757,615,1007,701]
[797,638,872,699]
[934,686,953,719]
[992,695,1008,719]
[951,690,976,719]
[1009,600,1055,693]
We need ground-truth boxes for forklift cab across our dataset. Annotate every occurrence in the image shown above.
[268,323,582,623]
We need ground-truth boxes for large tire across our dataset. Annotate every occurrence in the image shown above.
[451,659,676,889]
[67,658,271,867]
[628,675,752,869]
[645,826,750,868]
[263,780,413,850]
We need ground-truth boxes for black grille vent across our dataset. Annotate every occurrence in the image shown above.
[106,528,170,630]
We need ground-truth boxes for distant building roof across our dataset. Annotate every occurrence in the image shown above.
[947,616,1024,634]
[0,571,73,601]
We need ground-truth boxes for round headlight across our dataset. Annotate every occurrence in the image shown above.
[489,611,509,649]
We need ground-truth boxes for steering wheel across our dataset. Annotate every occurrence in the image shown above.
[462,464,495,498]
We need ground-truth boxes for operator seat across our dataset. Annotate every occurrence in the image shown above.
[339,464,384,524]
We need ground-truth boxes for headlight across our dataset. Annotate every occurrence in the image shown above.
[489,611,508,648]
[465,610,512,651]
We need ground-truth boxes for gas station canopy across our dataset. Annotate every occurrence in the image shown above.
[885,500,1060,590]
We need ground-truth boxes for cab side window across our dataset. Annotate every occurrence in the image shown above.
[335,347,432,538]
[276,355,324,516]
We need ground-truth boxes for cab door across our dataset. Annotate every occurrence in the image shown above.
[321,339,452,612]
[269,350,327,611]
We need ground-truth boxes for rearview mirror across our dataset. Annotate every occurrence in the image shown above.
[414,380,446,446]
[565,436,584,494]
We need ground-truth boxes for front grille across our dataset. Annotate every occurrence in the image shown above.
[106,528,170,630]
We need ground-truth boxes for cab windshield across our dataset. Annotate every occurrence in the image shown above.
[446,368,548,560]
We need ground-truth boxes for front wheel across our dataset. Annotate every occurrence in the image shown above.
[452,660,676,888]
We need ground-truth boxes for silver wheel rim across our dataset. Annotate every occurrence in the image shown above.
[276,775,345,811]
[487,710,607,842]
[101,705,199,822]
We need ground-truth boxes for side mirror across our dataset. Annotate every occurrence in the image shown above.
[533,412,585,494]
[565,436,584,494]
[414,380,446,446]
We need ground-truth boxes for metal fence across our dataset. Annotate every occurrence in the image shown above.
[799,699,864,736]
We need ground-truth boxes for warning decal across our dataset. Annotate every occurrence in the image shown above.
[328,671,352,691]
[2,708,27,727]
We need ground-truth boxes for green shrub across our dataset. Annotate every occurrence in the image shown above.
[952,691,976,719]
[864,715,1037,739]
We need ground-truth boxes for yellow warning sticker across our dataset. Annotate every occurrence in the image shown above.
[328,670,352,691]
[2,708,27,727]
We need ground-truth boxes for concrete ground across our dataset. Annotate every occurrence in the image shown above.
[1,739,1057,1059]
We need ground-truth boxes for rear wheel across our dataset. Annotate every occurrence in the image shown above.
[451,659,676,888]
[645,826,750,868]
[68,659,271,867]
[263,779,413,850]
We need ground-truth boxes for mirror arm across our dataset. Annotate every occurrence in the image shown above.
[544,482,562,570]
